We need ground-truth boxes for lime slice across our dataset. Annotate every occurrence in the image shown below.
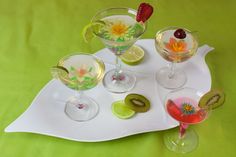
[112,100,136,119]
[51,66,69,79]
[82,21,105,43]
[120,45,145,65]
[51,66,78,89]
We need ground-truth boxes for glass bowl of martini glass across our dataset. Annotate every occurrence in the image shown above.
[164,87,210,153]
[155,27,198,89]
[91,8,147,93]
[51,53,105,122]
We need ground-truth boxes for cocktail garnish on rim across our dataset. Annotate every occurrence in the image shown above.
[136,3,154,23]
[174,29,186,39]
[82,21,105,43]
[198,89,225,109]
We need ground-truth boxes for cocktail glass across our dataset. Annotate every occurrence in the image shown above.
[164,88,210,153]
[51,53,105,121]
[92,8,146,93]
[155,27,198,89]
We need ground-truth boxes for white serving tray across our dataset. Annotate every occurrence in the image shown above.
[5,39,213,142]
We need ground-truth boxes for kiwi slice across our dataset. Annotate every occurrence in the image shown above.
[199,89,225,109]
[125,94,150,112]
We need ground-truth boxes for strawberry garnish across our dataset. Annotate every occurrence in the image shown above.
[136,3,153,23]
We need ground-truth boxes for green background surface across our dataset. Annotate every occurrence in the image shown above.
[0,0,235,156]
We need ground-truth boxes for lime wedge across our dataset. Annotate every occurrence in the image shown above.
[51,66,69,79]
[82,21,105,43]
[112,100,136,119]
[120,45,145,65]
[51,66,78,89]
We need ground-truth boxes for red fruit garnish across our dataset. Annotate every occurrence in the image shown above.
[136,3,153,23]
[174,29,186,39]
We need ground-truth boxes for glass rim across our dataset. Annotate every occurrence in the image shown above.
[91,7,147,44]
[165,87,203,97]
[57,52,105,68]
[56,52,105,87]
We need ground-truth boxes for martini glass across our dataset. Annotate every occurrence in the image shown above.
[51,53,105,121]
[92,7,146,93]
[164,88,210,153]
[155,27,198,89]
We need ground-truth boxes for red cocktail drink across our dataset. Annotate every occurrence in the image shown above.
[166,97,208,124]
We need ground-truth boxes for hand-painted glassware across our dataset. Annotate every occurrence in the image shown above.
[51,53,105,121]
[155,27,198,89]
[92,8,146,93]
[164,88,210,153]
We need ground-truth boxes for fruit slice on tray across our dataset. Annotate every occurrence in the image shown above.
[112,100,136,119]
[198,89,225,109]
[125,94,151,112]
[112,94,151,119]
[120,45,145,65]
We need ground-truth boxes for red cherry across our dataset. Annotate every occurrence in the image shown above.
[174,29,186,39]
[136,3,153,23]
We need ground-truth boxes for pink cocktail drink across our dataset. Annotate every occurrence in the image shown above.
[166,97,208,124]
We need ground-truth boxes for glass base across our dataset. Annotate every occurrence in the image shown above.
[102,69,136,93]
[164,128,198,153]
[156,67,187,89]
[64,95,99,122]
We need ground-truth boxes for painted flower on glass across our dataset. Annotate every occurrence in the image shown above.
[69,66,93,81]
[181,103,195,115]
[77,67,88,77]
[110,22,128,37]
[165,38,187,53]
[102,20,134,41]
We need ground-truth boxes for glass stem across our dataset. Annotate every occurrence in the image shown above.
[114,55,122,78]
[74,90,87,109]
[75,90,83,99]
[179,122,189,139]
[168,62,176,79]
